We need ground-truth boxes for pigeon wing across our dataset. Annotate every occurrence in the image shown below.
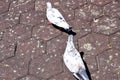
[47,8,70,29]
[63,35,85,73]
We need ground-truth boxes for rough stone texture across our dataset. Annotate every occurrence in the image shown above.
[75,4,103,21]
[103,0,120,17]
[78,33,110,55]
[19,75,40,80]
[0,0,120,80]
[110,31,120,50]
[91,16,120,35]
[16,38,46,59]
[83,55,98,73]
[0,41,15,62]
[3,24,32,43]
[68,19,91,41]
[89,0,112,6]
[29,54,63,79]
[47,34,67,56]
[35,0,50,12]
[9,0,35,13]
[49,71,75,80]
[0,55,29,80]
[32,24,61,41]
[0,31,4,40]
[0,11,20,31]
[95,49,120,80]
[0,1,9,14]
[20,10,45,26]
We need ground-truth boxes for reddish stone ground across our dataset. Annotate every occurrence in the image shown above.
[0,0,120,80]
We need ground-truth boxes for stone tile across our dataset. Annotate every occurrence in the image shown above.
[110,32,120,50]
[89,0,112,6]
[19,75,40,80]
[50,0,86,10]
[61,0,87,9]
[29,54,63,79]
[7,24,32,36]
[3,24,32,43]
[32,24,61,41]
[49,71,75,80]
[103,1,120,18]
[16,38,46,59]
[9,0,35,13]
[35,0,50,12]
[75,4,103,21]
[1,0,14,3]
[0,55,30,80]
[0,11,20,31]
[0,21,9,32]
[46,34,67,56]
[20,10,45,26]
[91,71,100,80]
[0,0,120,79]
[91,16,120,35]
[96,49,120,80]
[91,70,118,80]
[68,19,91,41]
[78,33,109,55]
[0,31,4,40]
[0,0,9,14]
[84,55,98,73]
[0,40,15,61]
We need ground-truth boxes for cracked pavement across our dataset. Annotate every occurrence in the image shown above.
[0,0,120,80]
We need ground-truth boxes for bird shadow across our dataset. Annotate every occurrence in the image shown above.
[52,24,76,35]
[80,52,92,80]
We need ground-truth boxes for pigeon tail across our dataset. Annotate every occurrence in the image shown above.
[47,2,52,9]
[66,27,76,35]
[67,30,76,36]
[77,68,89,80]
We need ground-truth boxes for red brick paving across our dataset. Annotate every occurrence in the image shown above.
[32,23,61,40]
[0,0,120,80]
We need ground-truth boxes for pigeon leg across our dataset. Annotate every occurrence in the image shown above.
[47,21,52,25]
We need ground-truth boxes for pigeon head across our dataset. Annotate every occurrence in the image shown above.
[46,2,52,9]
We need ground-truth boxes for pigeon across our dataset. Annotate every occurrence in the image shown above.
[46,2,75,34]
[63,35,89,80]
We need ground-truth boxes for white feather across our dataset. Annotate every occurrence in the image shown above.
[46,2,70,29]
[63,35,90,80]
[46,2,52,9]
[63,35,85,73]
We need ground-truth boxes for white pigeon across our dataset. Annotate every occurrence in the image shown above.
[46,2,72,31]
[63,35,89,80]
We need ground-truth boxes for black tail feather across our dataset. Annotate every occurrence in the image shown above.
[52,24,76,35]
[79,52,92,80]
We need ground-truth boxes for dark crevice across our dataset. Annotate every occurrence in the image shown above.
[27,58,32,75]
[13,42,18,56]
[0,42,17,63]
